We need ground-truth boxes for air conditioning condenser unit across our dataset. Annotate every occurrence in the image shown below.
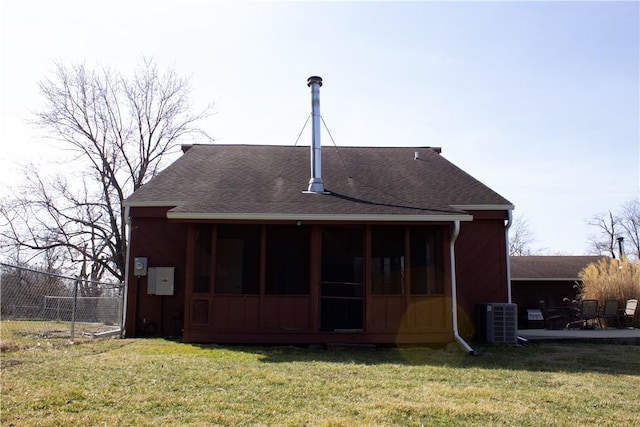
[476,303,518,344]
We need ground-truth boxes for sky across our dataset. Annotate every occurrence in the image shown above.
[1,0,639,255]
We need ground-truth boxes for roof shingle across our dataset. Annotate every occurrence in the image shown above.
[125,145,512,219]
[510,256,607,280]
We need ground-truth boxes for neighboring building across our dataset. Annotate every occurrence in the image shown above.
[122,77,513,346]
[510,255,605,328]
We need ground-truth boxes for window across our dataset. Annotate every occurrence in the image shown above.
[371,226,404,295]
[265,225,310,295]
[215,224,260,294]
[193,225,212,293]
[410,227,444,294]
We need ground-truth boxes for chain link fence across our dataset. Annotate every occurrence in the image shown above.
[0,263,124,348]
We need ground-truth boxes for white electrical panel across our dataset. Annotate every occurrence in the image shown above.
[147,267,175,296]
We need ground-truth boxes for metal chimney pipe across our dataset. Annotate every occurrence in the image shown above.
[617,237,624,259]
[306,76,327,193]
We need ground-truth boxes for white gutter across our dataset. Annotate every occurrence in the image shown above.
[121,205,132,338]
[123,201,183,208]
[166,212,473,222]
[450,204,515,211]
[505,209,513,303]
[450,220,474,355]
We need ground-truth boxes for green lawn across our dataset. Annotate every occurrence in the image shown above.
[0,320,119,350]
[1,337,639,426]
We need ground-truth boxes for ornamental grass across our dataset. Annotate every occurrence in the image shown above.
[578,257,640,305]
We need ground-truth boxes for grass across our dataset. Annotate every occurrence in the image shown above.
[0,320,119,351]
[1,335,640,426]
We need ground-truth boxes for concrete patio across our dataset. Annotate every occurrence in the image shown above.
[518,328,640,345]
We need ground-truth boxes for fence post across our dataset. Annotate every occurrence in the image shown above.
[70,277,79,344]
[118,285,125,337]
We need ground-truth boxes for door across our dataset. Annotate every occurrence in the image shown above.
[320,226,364,331]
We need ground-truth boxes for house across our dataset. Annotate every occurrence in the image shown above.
[510,255,605,328]
[123,77,513,348]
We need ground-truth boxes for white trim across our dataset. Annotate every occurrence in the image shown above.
[450,204,515,211]
[165,212,474,222]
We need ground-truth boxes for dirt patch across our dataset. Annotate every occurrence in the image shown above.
[0,358,23,367]
[0,340,26,353]
[14,330,69,339]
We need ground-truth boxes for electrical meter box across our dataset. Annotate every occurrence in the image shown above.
[133,257,148,276]
[147,267,175,296]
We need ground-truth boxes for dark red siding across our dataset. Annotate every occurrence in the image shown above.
[126,211,509,345]
[455,212,509,337]
[125,208,187,337]
[512,280,578,328]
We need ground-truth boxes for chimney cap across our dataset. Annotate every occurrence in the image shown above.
[307,76,323,87]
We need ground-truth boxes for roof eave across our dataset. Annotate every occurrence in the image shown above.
[165,212,474,222]
[450,204,515,211]
[125,201,513,212]
[124,201,183,208]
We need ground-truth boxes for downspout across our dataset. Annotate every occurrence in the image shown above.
[450,220,474,355]
[505,209,526,344]
[505,209,513,303]
[121,205,132,338]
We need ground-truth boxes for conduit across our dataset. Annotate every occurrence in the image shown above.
[450,220,475,355]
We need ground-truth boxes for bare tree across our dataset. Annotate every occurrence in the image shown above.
[619,200,640,259]
[587,202,640,260]
[0,59,213,282]
[587,211,620,258]
[509,216,536,256]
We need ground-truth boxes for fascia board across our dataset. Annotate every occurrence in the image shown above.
[124,201,183,207]
[450,204,515,211]
[166,212,474,222]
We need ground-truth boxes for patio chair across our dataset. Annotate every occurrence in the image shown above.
[599,299,620,329]
[619,299,638,328]
[578,299,599,329]
[538,300,571,330]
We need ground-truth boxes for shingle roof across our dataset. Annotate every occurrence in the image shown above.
[125,144,512,220]
[510,256,607,280]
